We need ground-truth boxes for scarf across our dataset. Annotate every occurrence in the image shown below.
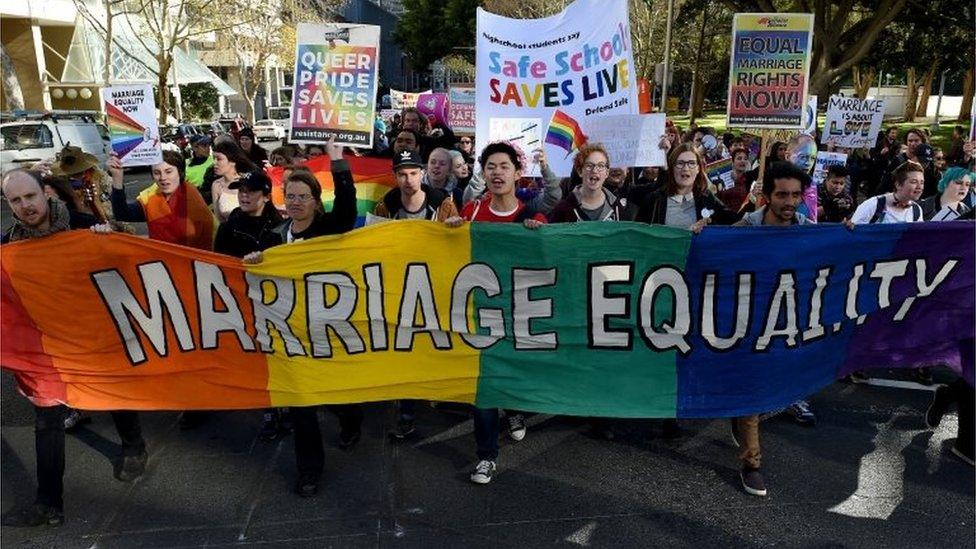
[138,181,215,251]
[7,198,72,242]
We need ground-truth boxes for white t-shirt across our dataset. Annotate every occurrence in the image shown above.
[850,193,921,224]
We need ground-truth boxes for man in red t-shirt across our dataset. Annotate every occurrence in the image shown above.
[445,142,543,484]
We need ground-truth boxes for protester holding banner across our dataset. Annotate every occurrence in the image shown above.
[728,161,817,496]
[242,138,361,497]
[918,167,974,222]
[211,141,259,223]
[0,169,149,527]
[634,143,738,230]
[851,161,926,224]
[445,142,546,484]
[462,148,562,216]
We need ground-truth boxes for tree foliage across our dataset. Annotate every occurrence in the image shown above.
[394,0,478,71]
[180,82,219,120]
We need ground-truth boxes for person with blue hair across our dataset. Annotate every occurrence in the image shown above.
[919,166,974,221]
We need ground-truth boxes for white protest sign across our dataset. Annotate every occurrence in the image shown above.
[390,89,430,110]
[821,95,884,149]
[811,151,847,188]
[584,113,666,167]
[476,0,638,176]
[102,84,162,167]
[801,95,817,136]
[488,117,543,177]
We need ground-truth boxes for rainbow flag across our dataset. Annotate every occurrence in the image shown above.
[106,103,147,158]
[545,109,587,154]
[266,154,398,226]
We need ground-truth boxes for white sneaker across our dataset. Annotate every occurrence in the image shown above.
[470,460,496,484]
[507,414,526,441]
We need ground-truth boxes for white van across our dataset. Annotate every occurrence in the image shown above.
[0,112,111,174]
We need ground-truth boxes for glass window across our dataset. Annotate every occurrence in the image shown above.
[1,124,54,150]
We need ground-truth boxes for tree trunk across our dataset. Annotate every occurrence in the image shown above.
[687,9,709,122]
[852,65,875,99]
[959,67,974,122]
[157,54,172,125]
[1,43,25,111]
[903,67,919,121]
[103,0,113,86]
[915,61,940,118]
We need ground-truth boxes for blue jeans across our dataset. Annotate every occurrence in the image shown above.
[473,407,499,461]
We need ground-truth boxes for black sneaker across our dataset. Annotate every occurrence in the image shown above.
[114,450,148,482]
[786,400,816,426]
[925,384,952,429]
[740,467,767,497]
[295,473,320,497]
[1,504,64,527]
[63,409,91,431]
[507,414,526,441]
[258,411,280,441]
[469,460,496,484]
[388,419,416,441]
[338,429,361,449]
[279,408,294,434]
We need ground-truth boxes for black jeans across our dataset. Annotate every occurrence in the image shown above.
[292,404,363,476]
[34,406,145,510]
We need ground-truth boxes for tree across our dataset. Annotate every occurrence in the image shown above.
[394,0,478,72]
[1,43,25,110]
[180,82,218,120]
[673,0,732,121]
[721,0,908,100]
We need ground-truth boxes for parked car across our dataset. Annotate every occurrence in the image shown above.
[161,123,201,156]
[217,114,248,140]
[253,119,286,142]
[194,122,224,140]
[0,111,110,174]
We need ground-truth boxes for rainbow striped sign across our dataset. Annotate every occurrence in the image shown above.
[289,23,380,148]
[726,13,814,129]
[101,84,162,167]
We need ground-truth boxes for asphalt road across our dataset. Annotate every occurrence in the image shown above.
[1,368,973,548]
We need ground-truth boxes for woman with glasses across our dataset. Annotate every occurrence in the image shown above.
[243,137,362,498]
[634,143,737,230]
[549,143,625,222]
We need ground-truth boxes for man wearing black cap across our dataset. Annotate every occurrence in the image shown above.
[185,135,214,190]
[373,150,459,441]
[237,127,269,167]
[374,151,458,221]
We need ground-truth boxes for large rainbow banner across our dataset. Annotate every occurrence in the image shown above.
[101,84,163,167]
[289,23,380,148]
[2,222,973,415]
[726,13,814,129]
[265,154,397,226]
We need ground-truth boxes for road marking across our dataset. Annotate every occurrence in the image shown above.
[861,378,938,392]
[926,412,957,474]
[828,407,923,520]
[564,521,598,546]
